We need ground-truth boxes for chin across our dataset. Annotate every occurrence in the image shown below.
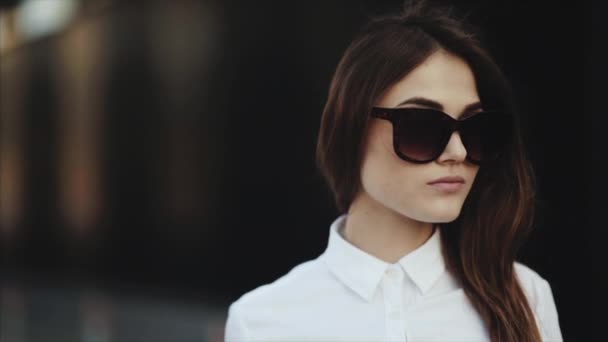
[419,207,462,223]
[431,213,460,223]
[393,205,462,224]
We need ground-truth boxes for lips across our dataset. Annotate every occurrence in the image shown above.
[427,176,465,185]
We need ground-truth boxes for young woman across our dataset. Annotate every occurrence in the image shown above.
[225,2,563,341]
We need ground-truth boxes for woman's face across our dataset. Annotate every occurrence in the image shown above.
[359,49,481,223]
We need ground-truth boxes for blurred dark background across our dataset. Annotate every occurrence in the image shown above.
[0,0,600,341]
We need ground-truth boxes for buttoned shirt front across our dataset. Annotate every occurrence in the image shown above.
[224,214,563,341]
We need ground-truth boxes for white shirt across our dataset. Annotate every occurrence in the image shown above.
[224,214,563,341]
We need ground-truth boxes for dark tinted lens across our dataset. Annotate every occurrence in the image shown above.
[394,109,449,162]
[461,112,511,163]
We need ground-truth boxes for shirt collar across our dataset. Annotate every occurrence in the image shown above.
[322,214,446,302]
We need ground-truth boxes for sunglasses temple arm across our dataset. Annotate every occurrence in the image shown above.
[371,108,391,120]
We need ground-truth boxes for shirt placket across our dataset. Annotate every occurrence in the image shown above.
[382,264,406,342]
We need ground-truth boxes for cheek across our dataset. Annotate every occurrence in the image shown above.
[360,139,423,205]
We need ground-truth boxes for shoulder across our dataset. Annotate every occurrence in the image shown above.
[514,261,563,341]
[224,256,334,341]
[230,256,329,309]
[513,261,549,310]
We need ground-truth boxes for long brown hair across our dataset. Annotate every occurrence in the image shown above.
[315,1,541,341]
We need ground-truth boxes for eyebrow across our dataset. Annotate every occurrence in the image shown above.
[396,97,483,118]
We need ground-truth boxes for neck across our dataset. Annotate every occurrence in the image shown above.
[341,190,435,264]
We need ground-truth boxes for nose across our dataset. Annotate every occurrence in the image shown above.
[436,131,467,163]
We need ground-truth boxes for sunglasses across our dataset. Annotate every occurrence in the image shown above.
[370,107,513,165]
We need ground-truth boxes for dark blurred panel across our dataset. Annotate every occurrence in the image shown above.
[0,0,21,10]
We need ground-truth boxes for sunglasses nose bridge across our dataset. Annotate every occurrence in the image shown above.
[447,117,464,133]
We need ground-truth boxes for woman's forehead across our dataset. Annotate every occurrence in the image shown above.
[377,51,480,114]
